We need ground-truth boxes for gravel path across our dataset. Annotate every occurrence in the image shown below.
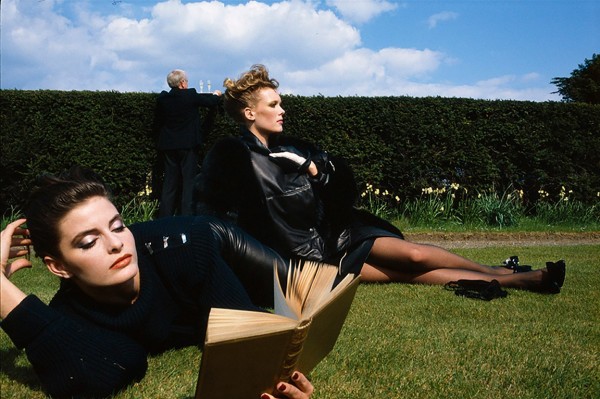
[403,231,600,249]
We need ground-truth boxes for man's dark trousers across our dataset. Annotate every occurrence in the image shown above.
[156,87,220,217]
[158,149,199,217]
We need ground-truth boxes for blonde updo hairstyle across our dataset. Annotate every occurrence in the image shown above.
[223,64,279,125]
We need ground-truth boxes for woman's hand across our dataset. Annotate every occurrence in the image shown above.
[260,372,314,399]
[1,218,32,278]
[1,219,31,319]
[268,152,319,177]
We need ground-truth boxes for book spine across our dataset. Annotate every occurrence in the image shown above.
[278,319,312,382]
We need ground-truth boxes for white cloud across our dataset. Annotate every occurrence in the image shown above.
[283,48,554,101]
[0,0,557,101]
[391,75,559,101]
[427,11,458,29]
[0,0,111,89]
[1,0,362,91]
[284,63,557,101]
[521,72,541,82]
[326,0,398,24]
[476,75,517,88]
[282,47,445,95]
[100,0,363,77]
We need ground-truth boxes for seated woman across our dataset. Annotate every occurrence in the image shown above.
[195,64,565,294]
[0,166,313,399]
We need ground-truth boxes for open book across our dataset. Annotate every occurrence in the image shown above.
[195,261,360,398]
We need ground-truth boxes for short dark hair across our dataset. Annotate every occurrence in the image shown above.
[24,166,111,259]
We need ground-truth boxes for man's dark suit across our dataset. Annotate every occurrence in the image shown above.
[156,88,220,217]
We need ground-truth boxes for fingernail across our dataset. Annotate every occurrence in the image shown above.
[278,383,286,392]
[292,372,299,380]
[260,395,269,399]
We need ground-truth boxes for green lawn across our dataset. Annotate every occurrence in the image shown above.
[2,244,598,399]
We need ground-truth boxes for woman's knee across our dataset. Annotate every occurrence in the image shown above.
[372,237,429,265]
[403,244,430,265]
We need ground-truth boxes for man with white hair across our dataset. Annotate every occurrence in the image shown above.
[156,69,222,217]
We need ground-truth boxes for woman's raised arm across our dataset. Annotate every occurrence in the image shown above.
[1,218,31,319]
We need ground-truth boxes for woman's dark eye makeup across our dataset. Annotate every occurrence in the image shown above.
[78,237,97,250]
[76,217,126,250]
[112,222,125,232]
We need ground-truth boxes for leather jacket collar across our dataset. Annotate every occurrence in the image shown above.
[240,128,301,158]
[240,129,270,155]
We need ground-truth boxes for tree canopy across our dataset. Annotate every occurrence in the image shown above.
[551,54,600,104]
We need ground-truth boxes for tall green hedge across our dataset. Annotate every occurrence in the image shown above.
[275,96,600,204]
[1,90,159,212]
[1,90,599,215]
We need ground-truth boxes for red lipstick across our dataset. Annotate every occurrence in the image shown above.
[110,254,132,270]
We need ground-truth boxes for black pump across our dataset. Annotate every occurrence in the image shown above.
[503,255,533,273]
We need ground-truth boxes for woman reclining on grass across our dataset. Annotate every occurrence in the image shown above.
[195,64,566,295]
[0,166,313,399]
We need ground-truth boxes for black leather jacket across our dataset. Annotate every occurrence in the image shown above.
[195,130,358,262]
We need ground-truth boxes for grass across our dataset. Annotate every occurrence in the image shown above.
[2,244,598,398]
[320,245,599,399]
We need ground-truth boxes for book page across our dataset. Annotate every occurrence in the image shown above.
[274,262,298,319]
[284,261,319,318]
[205,308,298,343]
[275,260,353,319]
[300,263,340,317]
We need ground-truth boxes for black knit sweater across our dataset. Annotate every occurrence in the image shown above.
[1,216,261,398]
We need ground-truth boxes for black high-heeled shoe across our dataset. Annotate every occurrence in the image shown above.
[547,260,566,288]
[502,255,533,273]
[537,260,566,294]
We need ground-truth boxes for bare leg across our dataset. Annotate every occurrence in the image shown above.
[366,237,510,275]
[361,237,545,289]
[360,263,544,290]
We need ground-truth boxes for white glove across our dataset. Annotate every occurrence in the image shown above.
[268,151,307,167]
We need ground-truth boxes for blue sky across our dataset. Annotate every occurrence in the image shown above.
[1,0,598,101]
